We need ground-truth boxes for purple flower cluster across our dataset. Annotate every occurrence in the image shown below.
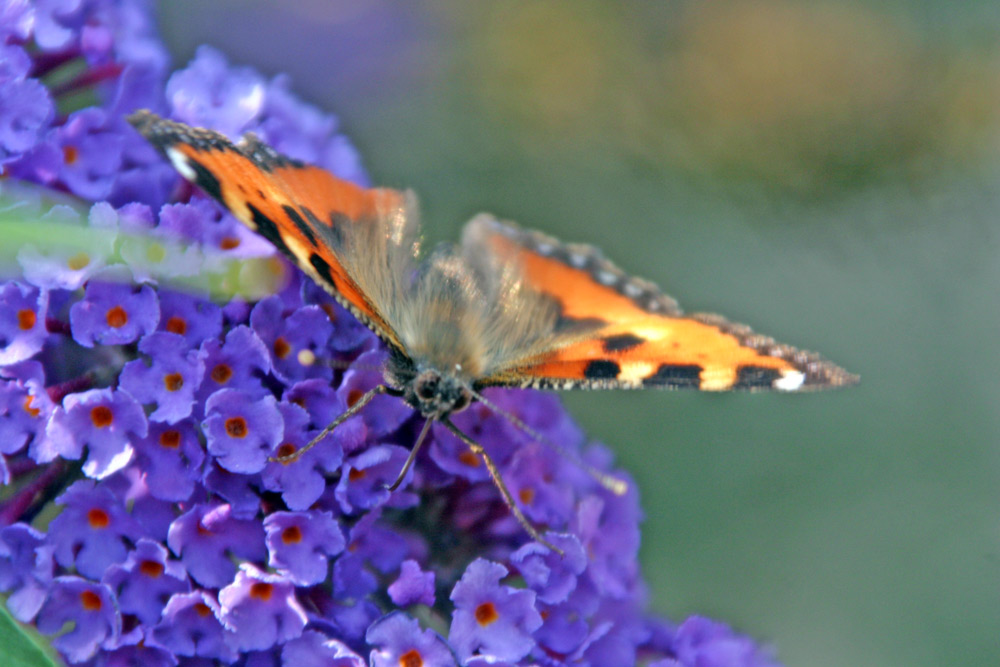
[0,2,784,665]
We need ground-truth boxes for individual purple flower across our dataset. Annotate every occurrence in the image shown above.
[89,635,178,667]
[0,58,53,163]
[48,107,125,200]
[202,389,283,474]
[218,563,308,653]
[662,616,782,667]
[150,590,238,663]
[281,630,366,667]
[335,444,418,514]
[47,480,144,580]
[250,297,333,384]
[43,387,147,478]
[16,214,110,291]
[202,463,263,519]
[300,281,375,352]
[69,279,160,348]
[0,523,53,622]
[156,290,223,346]
[336,349,412,440]
[102,538,190,626]
[36,576,120,663]
[195,325,271,405]
[573,490,641,599]
[167,503,266,589]
[387,559,435,608]
[119,332,204,423]
[260,398,349,511]
[157,197,274,258]
[166,45,266,140]
[448,559,542,663]
[0,360,53,457]
[264,510,344,586]
[367,612,456,667]
[0,281,48,365]
[131,419,204,502]
[511,533,587,605]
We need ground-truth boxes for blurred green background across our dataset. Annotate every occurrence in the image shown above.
[159,2,1000,665]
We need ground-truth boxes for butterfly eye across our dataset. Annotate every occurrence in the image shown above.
[414,373,439,401]
[451,389,472,413]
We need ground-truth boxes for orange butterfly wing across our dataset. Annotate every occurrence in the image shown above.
[471,218,857,391]
[128,110,406,351]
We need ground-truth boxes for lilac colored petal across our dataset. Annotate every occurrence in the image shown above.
[335,444,418,514]
[36,576,120,663]
[50,107,124,200]
[573,491,641,599]
[166,45,266,139]
[0,76,53,163]
[195,325,271,405]
[167,503,266,589]
[132,420,204,502]
[43,387,146,477]
[90,634,178,667]
[504,441,577,527]
[0,281,48,364]
[0,1,34,41]
[120,332,204,423]
[249,297,333,384]
[300,281,375,352]
[202,464,262,519]
[0,523,53,622]
[281,630,366,667]
[264,510,344,586]
[387,559,435,608]
[217,563,308,652]
[69,280,160,347]
[48,480,144,579]
[260,399,349,511]
[511,532,587,605]
[337,349,412,439]
[449,559,542,663]
[151,591,237,663]
[202,389,283,474]
[158,197,273,258]
[367,612,456,667]
[102,539,190,626]
[156,290,222,346]
[668,616,783,667]
[0,360,53,456]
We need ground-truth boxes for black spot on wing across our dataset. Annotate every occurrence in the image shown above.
[187,158,223,202]
[303,208,344,248]
[309,253,336,288]
[733,366,782,390]
[583,360,621,380]
[246,203,292,257]
[642,364,702,388]
[602,333,645,353]
[281,205,318,247]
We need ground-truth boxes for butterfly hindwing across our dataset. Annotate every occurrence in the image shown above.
[128,110,409,352]
[467,217,857,391]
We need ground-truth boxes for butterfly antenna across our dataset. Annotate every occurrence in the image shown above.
[271,384,389,464]
[441,418,562,555]
[470,389,628,496]
[384,417,433,492]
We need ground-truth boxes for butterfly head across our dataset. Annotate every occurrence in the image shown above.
[387,351,474,419]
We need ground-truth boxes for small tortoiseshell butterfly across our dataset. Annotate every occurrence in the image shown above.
[129,110,857,546]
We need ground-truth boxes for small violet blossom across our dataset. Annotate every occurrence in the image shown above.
[0,3,785,665]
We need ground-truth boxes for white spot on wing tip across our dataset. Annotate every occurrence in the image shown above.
[166,146,196,181]
[774,370,806,391]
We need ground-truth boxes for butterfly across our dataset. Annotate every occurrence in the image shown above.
[128,110,857,548]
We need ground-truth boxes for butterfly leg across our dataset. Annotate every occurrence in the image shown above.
[442,418,562,555]
[271,384,390,464]
[385,417,434,492]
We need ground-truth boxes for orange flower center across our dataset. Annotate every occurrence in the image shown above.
[225,417,248,438]
[79,590,102,611]
[165,316,187,335]
[399,649,424,667]
[475,601,499,626]
[273,337,291,359]
[281,526,303,544]
[139,560,164,578]
[210,364,233,384]
[105,305,128,328]
[249,582,273,601]
[87,508,110,529]
[163,372,184,392]
[17,309,36,330]
[159,430,181,449]
[90,405,113,428]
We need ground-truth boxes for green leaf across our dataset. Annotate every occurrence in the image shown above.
[0,603,59,667]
